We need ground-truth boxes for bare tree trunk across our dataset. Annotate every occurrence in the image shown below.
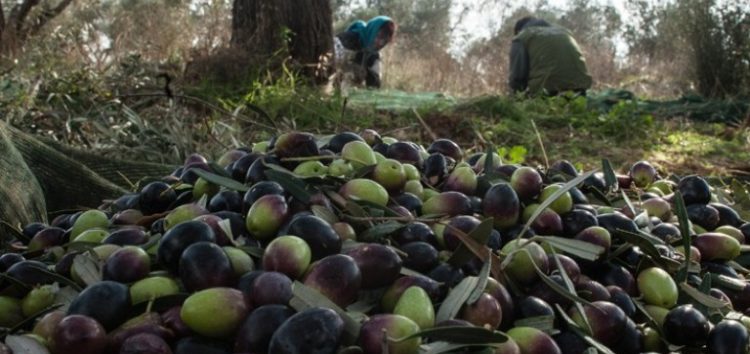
[0,1,6,33]
[231,0,333,84]
[0,0,75,57]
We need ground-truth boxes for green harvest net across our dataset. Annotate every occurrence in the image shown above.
[345,88,748,125]
[0,120,175,228]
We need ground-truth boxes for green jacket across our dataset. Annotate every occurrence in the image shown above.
[509,25,592,95]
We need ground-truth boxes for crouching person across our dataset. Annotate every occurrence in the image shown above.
[334,16,396,89]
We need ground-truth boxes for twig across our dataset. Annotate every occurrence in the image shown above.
[382,125,416,137]
[531,119,549,169]
[341,215,441,224]
[411,108,437,141]
[472,124,488,146]
[280,155,337,162]
[115,171,136,190]
[202,115,230,151]
[339,97,348,130]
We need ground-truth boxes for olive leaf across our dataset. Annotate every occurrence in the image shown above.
[265,169,312,204]
[710,272,746,291]
[9,303,64,334]
[359,221,404,242]
[311,205,339,225]
[4,262,82,292]
[399,267,428,277]
[60,241,99,253]
[353,164,376,179]
[263,162,294,173]
[698,273,712,294]
[513,315,556,333]
[0,272,32,291]
[694,273,714,315]
[355,200,403,217]
[54,286,80,312]
[436,276,479,323]
[587,187,613,206]
[634,210,653,231]
[346,288,386,313]
[555,304,617,354]
[0,220,29,243]
[679,282,732,309]
[196,193,209,210]
[208,161,232,178]
[579,334,618,354]
[632,300,665,338]
[324,190,349,208]
[189,167,249,192]
[239,245,264,259]
[614,230,681,271]
[601,159,617,192]
[393,325,507,344]
[467,256,491,305]
[5,334,51,354]
[419,342,498,354]
[524,250,604,335]
[290,281,360,345]
[673,191,692,283]
[447,217,494,267]
[535,236,605,261]
[620,190,636,219]
[727,260,750,275]
[548,248,592,335]
[343,201,369,219]
[526,249,594,307]
[341,240,365,254]
[517,170,597,239]
[129,293,190,315]
[71,252,102,287]
[482,145,499,179]
[448,222,505,279]
[217,218,236,245]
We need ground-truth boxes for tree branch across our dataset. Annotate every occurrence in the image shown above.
[1,0,6,34]
[10,0,40,33]
[28,0,73,36]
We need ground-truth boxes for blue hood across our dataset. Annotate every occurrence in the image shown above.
[348,16,394,50]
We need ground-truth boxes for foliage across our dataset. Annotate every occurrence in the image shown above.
[624,0,750,98]
[458,94,660,164]
[678,0,750,97]
[2,47,749,179]
[497,145,528,164]
[0,0,748,179]
[0,0,76,55]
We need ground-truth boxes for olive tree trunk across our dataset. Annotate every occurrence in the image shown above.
[231,0,333,84]
[0,0,75,56]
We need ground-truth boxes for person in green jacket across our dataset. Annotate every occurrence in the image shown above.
[508,16,592,96]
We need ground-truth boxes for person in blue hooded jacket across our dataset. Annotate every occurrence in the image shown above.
[334,16,396,88]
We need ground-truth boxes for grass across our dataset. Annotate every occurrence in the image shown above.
[2,60,748,180]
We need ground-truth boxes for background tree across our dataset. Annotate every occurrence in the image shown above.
[677,0,749,97]
[624,0,749,97]
[557,0,622,87]
[0,0,75,55]
[230,0,333,84]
